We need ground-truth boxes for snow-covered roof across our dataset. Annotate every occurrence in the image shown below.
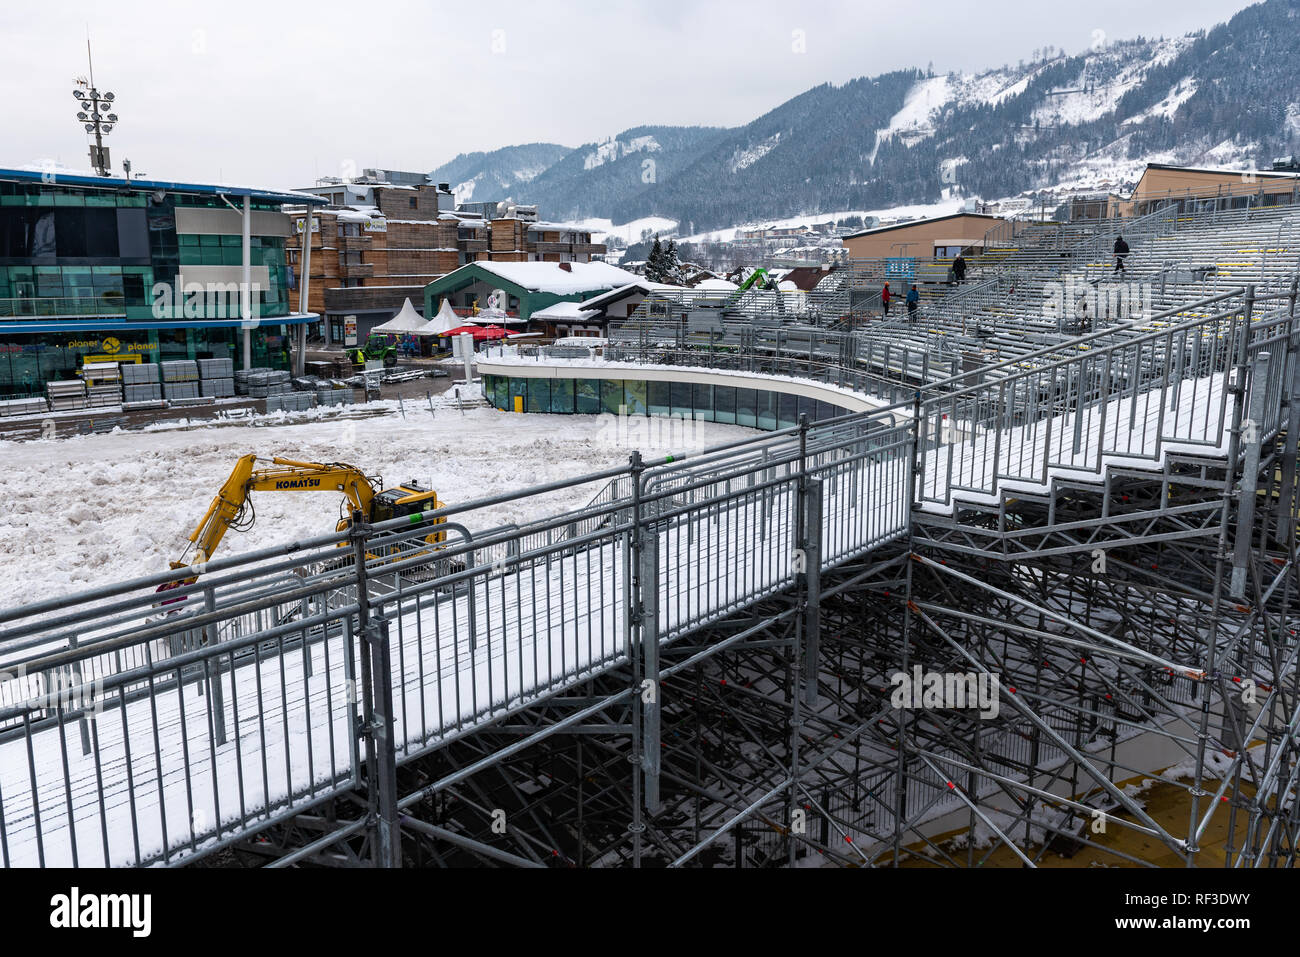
[459,260,641,296]
[3,164,326,206]
[531,301,601,321]
[335,205,385,224]
[579,280,681,310]
[695,278,739,291]
[371,298,427,333]
[527,221,595,233]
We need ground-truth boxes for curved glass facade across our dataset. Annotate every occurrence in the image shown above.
[481,374,857,430]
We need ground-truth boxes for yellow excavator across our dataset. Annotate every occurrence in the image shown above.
[160,454,447,595]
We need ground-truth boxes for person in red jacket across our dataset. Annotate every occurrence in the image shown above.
[881,282,892,317]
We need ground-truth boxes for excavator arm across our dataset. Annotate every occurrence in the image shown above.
[173,455,379,570]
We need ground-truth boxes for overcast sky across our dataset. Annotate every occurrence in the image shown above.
[0,0,1258,190]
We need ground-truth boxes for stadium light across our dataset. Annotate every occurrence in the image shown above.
[75,82,119,176]
[74,41,119,176]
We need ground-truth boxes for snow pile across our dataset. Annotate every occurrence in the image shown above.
[0,407,753,609]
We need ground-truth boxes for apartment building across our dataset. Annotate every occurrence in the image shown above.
[286,169,605,342]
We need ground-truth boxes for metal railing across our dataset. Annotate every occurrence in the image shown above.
[0,297,128,320]
[1,207,1297,867]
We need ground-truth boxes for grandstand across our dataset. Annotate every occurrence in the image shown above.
[1,200,1298,868]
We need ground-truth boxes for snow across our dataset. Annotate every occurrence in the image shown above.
[453,177,479,203]
[583,135,661,171]
[1122,80,1199,125]
[569,215,679,245]
[0,406,755,610]
[679,199,968,244]
[529,301,599,321]
[730,133,781,173]
[1030,36,1195,129]
[467,260,641,295]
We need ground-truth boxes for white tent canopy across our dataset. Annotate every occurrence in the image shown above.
[371,298,427,334]
[416,298,461,336]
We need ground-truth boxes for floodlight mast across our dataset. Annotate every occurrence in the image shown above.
[73,38,118,176]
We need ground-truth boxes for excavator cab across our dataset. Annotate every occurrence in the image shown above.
[370,481,445,529]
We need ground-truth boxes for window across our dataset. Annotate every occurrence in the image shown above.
[647,381,670,416]
[734,389,756,428]
[550,377,574,414]
[526,377,549,413]
[576,378,600,414]
[714,386,736,425]
[623,379,647,415]
[600,379,623,415]
[670,381,693,417]
[409,197,418,209]
[693,383,714,422]
[778,393,798,429]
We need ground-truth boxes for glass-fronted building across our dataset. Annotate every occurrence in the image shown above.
[0,167,324,397]
[480,372,861,429]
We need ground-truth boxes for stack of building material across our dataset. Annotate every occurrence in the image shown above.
[198,358,235,399]
[247,369,293,398]
[266,392,317,413]
[80,362,123,408]
[0,396,47,417]
[235,367,264,396]
[122,363,163,403]
[161,360,199,383]
[163,381,199,401]
[161,360,200,401]
[170,395,216,408]
[46,380,87,412]
[315,380,356,407]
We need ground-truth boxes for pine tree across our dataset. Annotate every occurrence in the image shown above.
[646,235,665,281]
[664,239,682,283]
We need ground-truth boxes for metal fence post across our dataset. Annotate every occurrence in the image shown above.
[1275,281,1300,544]
[1231,351,1271,598]
[362,615,401,867]
[802,479,823,709]
[639,531,660,815]
[627,451,647,864]
[204,587,226,747]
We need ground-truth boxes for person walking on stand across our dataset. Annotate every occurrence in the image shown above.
[906,284,920,320]
[1113,235,1129,274]
[952,253,967,284]
[881,282,891,317]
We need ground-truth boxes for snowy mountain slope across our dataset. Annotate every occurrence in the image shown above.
[430,0,1299,233]
[428,143,573,204]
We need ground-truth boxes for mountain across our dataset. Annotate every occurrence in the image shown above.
[520,125,728,222]
[429,143,572,203]
[432,0,1300,232]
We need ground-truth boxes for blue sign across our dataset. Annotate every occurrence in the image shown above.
[885,258,916,279]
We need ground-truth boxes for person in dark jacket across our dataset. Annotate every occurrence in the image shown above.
[952,254,967,283]
[906,284,920,319]
[881,282,891,317]
[1113,235,1129,274]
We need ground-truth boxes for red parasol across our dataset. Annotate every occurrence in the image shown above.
[444,324,507,340]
